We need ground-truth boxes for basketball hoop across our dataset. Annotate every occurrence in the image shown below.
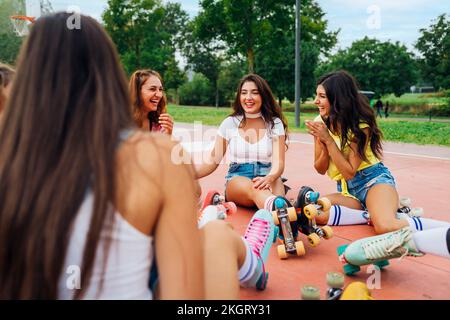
[10,15,36,37]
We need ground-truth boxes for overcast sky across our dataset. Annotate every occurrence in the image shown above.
[45,0,449,52]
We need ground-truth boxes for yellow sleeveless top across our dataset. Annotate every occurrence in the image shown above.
[314,115,380,198]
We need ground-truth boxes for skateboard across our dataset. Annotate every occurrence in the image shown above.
[294,186,334,247]
[271,196,305,259]
[201,189,226,211]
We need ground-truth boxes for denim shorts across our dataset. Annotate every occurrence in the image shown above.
[225,162,271,182]
[337,162,396,209]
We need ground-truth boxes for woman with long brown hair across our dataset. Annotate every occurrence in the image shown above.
[129,69,174,134]
[0,63,15,114]
[0,12,202,299]
[307,70,449,235]
[0,12,278,300]
[195,74,290,213]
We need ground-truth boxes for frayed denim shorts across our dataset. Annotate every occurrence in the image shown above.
[225,161,271,182]
[337,162,396,209]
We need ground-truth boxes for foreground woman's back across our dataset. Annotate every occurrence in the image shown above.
[0,12,203,299]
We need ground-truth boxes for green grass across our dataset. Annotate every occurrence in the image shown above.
[168,104,450,147]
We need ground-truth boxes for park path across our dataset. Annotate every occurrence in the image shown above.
[174,122,450,300]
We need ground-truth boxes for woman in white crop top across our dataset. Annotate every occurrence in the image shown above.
[0,13,206,300]
[195,74,290,212]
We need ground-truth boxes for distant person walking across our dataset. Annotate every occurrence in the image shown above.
[384,101,389,118]
[375,98,383,118]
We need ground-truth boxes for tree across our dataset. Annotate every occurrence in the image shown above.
[317,37,418,97]
[416,14,450,90]
[178,73,214,106]
[0,0,24,64]
[103,0,188,91]
[193,0,337,104]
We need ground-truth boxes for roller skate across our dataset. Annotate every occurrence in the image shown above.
[241,209,277,290]
[197,202,237,229]
[397,197,424,217]
[337,226,424,276]
[295,186,334,247]
[272,196,306,259]
[200,189,226,211]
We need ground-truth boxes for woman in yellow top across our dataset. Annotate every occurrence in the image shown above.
[306,70,449,235]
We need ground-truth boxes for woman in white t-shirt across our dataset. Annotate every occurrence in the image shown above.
[196,74,289,212]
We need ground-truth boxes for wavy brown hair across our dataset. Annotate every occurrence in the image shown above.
[231,74,289,146]
[0,13,133,299]
[317,70,383,161]
[0,63,15,113]
[129,69,167,129]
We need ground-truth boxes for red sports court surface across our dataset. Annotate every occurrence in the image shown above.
[175,123,450,300]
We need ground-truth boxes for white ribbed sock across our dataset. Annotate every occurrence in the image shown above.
[264,195,276,212]
[412,227,450,258]
[397,213,450,232]
[327,205,369,226]
[238,239,258,285]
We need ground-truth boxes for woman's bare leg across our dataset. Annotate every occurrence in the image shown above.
[225,176,285,209]
[201,220,246,299]
[365,184,408,234]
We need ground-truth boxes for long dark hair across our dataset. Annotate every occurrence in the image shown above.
[317,70,383,161]
[0,63,15,113]
[129,69,167,129]
[0,13,133,299]
[231,74,289,145]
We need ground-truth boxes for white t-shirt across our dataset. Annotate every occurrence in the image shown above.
[218,116,285,164]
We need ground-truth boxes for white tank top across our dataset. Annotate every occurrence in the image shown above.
[57,192,154,300]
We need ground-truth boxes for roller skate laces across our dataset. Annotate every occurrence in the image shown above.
[243,210,275,289]
[362,227,423,261]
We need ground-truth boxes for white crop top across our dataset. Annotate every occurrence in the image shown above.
[218,116,285,163]
[58,192,154,300]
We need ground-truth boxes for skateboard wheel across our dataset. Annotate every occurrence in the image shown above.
[277,244,288,259]
[272,211,280,225]
[399,197,411,207]
[223,202,237,215]
[295,241,305,256]
[307,233,321,247]
[326,272,345,288]
[343,264,360,276]
[322,226,333,239]
[287,207,297,222]
[304,204,317,219]
[318,197,331,212]
[301,285,320,300]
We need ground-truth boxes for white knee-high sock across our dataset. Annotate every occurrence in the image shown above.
[264,195,276,212]
[238,239,258,285]
[327,205,369,226]
[412,227,450,259]
[397,213,450,232]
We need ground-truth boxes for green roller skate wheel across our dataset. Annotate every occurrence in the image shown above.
[343,264,361,276]
[373,260,390,269]
[326,272,345,288]
[301,285,321,300]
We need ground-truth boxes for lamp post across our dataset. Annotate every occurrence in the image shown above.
[295,0,301,127]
